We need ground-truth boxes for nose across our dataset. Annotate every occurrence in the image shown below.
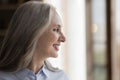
[59,33,66,42]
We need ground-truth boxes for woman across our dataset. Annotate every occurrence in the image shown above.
[0,1,69,80]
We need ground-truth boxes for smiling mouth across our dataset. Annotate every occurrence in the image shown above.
[53,44,60,51]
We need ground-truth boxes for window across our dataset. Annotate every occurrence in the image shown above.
[114,0,120,79]
[87,0,120,80]
[91,0,107,80]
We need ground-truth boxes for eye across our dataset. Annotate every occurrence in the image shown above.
[53,28,59,32]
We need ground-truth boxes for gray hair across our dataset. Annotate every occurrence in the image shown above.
[0,1,59,72]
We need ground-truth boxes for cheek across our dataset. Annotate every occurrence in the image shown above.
[37,35,54,49]
[46,33,58,43]
[36,31,59,50]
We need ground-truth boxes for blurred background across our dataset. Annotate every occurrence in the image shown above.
[0,0,119,80]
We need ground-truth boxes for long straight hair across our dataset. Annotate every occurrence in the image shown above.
[0,1,58,72]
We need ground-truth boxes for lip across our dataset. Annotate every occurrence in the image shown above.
[53,44,60,51]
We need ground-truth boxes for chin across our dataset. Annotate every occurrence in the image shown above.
[51,53,58,58]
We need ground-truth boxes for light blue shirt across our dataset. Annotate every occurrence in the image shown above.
[0,65,69,80]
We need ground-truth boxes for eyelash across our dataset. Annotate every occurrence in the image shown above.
[53,28,59,32]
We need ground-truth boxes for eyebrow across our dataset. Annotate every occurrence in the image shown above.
[57,24,62,28]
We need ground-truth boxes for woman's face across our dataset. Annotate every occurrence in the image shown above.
[35,11,66,59]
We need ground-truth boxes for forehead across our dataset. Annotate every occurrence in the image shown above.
[50,10,63,27]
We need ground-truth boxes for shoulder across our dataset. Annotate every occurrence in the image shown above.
[43,61,69,80]
[0,71,9,79]
[0,71,17,80]
[45,68,69,80]
[54,70,69,80]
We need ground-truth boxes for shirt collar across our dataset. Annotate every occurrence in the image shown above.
[41,64,50,78]
[15,64,50,79]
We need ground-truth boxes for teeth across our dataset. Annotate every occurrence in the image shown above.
[53,44,59,51]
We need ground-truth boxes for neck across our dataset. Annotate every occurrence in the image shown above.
[28,60,44,74]
[28,50,47,74]
[28,52,45,74]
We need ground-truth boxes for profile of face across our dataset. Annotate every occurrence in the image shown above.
[35,10,66,60]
